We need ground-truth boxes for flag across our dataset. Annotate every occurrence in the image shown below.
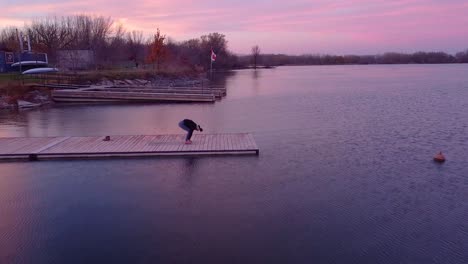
[211,48,216,62]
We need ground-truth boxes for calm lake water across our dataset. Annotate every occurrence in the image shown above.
[1,65,467,264]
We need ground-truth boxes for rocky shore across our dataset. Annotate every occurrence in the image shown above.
[98,76,209,87]
[0,90,51,110]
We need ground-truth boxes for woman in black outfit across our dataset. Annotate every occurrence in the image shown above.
[178,119,203,144]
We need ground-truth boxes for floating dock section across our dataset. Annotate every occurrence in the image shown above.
[51,89,216,102]
[50,85,227,103]
[0,133,259,161]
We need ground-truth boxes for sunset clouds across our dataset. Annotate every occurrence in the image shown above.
[1,0,468,54]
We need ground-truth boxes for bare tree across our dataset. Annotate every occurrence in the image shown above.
[106,23,127,64]
[0,27,19,51]
[28,16,77,63]
[251,45,260,69]
[71,15,93,49]
[127,30,144,67]
[89,16,113,68]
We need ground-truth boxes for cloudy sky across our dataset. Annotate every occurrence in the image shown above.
[2,0,468,55]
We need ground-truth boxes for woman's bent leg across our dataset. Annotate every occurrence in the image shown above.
[179,121,192,141]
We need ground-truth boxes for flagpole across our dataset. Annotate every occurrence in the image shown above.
[210,54,213,79]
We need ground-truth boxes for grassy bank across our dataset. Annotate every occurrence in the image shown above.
[0,74,21,95]
[1,66,204,90]
[0,73,43,94]
[0,73,18,84]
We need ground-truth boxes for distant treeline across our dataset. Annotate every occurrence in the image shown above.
[239,50,468,67]
[1,15,467,72]
[240,50,468,66]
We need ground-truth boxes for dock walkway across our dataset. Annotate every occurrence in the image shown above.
[0,133,259,161]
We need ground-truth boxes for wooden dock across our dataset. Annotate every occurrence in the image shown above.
[51,90,217,103]
[82,87,226,99]
[41,83,228,103]
[0,133,259,161]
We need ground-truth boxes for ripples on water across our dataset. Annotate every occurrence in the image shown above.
[0,65,467,263]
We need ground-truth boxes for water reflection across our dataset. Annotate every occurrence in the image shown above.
[252,69,260,79]
[0,110,28,137]
[175,157,200,211]
[252,70,260,95]
[209,71,234,88]
[181,157,198,180]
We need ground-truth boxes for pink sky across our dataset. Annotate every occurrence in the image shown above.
[1,0,468,55]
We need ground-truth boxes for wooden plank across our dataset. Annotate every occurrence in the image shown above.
[6,137,61,154]
[73,137,102,152]
[134,135,152,152]
[128,135,145,152]
[227,134,234,150]
[0,138,22,154]
[79,137,102,152]
[239,133,249,149]
[216,134,223,151]
[151,135,162,151]
[122,135,142,152]
[42,136,91,153]
[224,134,231,150]
[150,135,165,152]
[209,134,216,150]
[215,134,222,151]
[219,134,225,151]
[204,134,211,150]
[175,134,186,150]
[0,138,36,154]
[246,133,254,149]
[10,138,46,154]
[33,137,71,153]
[238,133,248,150]
[247,133,259,150]
[211,134,218,151]
[223,134,230,150]
[129,135,148,152]
[199,134,207,151]
[172,135,183,152]
[158,135,171,152]
[165,134,177,151]
[140,135,155,152]
[233,134,240,150]
[165,135,179,152]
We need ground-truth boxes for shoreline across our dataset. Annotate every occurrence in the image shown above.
[0,72,215,110]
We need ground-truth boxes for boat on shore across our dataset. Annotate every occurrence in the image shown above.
[22,67,59,75]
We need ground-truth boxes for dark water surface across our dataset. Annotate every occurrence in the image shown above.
[1,65,467,264]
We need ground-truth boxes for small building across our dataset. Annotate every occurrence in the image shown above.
[0,51,48,73]
[0,51,15,73]
[57,50,94,70]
